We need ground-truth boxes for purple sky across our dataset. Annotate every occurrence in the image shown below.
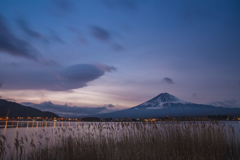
[0,0,240,117]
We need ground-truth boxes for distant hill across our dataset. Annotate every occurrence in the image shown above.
[0,99,59,118]
[94,93,240,118]
[81,117,101,121]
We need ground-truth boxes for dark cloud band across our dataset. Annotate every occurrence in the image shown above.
[0,63,116,91]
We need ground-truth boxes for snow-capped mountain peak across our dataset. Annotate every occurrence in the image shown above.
[135,93,189,109]
[96,92,240,118]
[153,93,188,103]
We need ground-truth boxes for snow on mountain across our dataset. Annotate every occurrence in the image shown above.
[135,93,190,109]
[94,92,240,118]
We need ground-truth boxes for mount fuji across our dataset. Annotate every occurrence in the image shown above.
[132,93,190,109]
[94,93,240,118]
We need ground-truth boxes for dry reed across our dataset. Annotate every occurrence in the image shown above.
[0,121,240,160]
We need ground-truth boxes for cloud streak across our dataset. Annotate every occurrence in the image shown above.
[17,18,48,42]
[90,26,111,41]
[49,29,64,43]
[17,18,64,44]
[0,15,39,60]
[89,25,124,51]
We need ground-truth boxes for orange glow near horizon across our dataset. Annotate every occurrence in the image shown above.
[5,121,7,129]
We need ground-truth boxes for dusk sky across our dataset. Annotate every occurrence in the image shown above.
[0,0,240,117]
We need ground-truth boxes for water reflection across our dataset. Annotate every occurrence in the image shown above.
[0,121,81,129]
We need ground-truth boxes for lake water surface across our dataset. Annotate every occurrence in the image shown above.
[1,121,240,159]
[1,121,240,145]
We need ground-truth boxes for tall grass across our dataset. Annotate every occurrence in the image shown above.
[0,121,240,160]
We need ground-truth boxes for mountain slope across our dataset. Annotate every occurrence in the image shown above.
[95,93,240,118]
[0,99,59,118]
[133,93,190,109]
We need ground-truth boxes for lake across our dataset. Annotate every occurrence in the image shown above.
[1,121,240,160]
[1,120,240,145]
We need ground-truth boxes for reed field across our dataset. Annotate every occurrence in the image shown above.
[0,121,240,160]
